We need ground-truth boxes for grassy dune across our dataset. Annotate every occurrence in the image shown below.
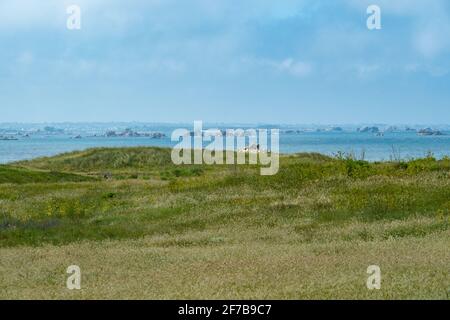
[0,165,96,184]
[0,147,449,299]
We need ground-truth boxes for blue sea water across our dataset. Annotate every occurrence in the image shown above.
[0,124,449,163]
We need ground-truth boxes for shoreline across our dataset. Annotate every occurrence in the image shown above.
[4,145,450,166]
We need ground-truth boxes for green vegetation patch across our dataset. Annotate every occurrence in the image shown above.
[0,165,95,184]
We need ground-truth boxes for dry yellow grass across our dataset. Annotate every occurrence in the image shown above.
[1,228,448,299]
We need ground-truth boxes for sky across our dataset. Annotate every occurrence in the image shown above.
[0,0,449,124]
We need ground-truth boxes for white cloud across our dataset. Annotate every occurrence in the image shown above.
[0,0,310,31]
[355,64,381,78]
[2,0,450,79]
[278,58,312,77]
[243,58,312,78]
[345,0,444,16]
[346,0,450,59]
[16,52,34,65]
[412,20,450,59]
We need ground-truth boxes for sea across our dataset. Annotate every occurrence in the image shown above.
[0,123,449,163]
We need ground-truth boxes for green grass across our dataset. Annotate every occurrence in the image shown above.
[0,147,449,299]
[16,147,177,175]
[0,165,96,184]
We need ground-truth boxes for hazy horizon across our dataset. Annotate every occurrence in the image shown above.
[1,121,450,127]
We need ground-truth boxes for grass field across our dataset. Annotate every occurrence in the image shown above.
[0,147,449,299]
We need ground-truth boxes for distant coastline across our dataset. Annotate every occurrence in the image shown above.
[1,123,449,164]
[1,122,449,136]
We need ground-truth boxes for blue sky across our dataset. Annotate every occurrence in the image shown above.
[1,0,449,124]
